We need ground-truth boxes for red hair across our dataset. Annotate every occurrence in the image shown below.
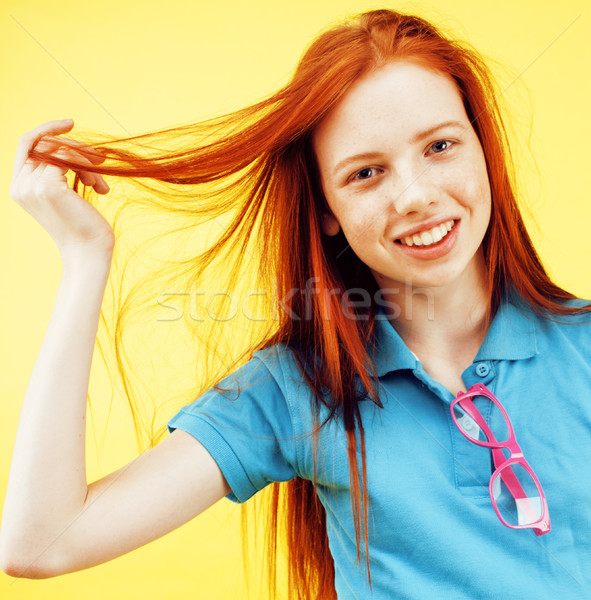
[31,8,587,599]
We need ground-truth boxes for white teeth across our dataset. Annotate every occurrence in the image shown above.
[398,220,455,247]
[420,230,434,245]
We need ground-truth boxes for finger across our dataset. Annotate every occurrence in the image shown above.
[42,148,72,179]
[52,148,110,194]
[34,139,107,168]
[92,176,110,195]
[18,156,40,180]
[77,171,97,188]
[38,135,85,148]
[41,148,93,185]
[35,136,107,165]
[74,172,110,195]
[74,168,108,192]
[48,146,99,171]
[17,138,80,181]
[13,119,75,174]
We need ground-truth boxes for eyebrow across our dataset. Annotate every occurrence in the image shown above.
[332,120,467,176]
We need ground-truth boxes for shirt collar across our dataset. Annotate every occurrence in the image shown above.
[369,296,539,378]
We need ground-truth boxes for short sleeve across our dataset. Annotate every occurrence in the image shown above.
[167,356,298,503]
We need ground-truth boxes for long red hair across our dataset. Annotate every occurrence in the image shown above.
[31,8,586,599]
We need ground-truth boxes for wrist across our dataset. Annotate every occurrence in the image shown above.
[60,242,113,278]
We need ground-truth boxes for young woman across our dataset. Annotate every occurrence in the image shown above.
[1,8,590,599]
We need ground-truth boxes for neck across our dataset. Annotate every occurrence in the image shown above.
[379,256,490,362]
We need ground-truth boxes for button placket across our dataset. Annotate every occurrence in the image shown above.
[450,361,497,496]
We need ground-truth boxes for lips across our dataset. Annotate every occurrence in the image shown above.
[392,218,460,260]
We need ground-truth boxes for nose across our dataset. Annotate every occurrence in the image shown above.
[389,163,439,216]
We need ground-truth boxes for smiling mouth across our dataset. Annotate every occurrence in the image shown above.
[395,219,456,247]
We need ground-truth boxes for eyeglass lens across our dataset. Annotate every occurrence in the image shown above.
[492,464,543,526]
[453,393,509,444]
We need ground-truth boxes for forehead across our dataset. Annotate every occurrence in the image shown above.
[312,59,468,161]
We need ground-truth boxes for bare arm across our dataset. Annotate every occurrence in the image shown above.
[0,120,231,578]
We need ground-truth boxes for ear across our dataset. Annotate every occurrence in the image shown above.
[321,212,341,236]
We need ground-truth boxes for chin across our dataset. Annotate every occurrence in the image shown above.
[374,267,469,292]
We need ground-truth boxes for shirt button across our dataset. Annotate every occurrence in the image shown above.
[475,362,490,377]
[460,416,477,432]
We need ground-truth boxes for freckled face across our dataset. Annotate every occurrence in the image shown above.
[312,60,492,292]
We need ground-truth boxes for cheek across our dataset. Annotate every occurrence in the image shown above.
[473,164,492,223]
[338,202,384,248]
[463,164,492,241]
[447,156,491,212]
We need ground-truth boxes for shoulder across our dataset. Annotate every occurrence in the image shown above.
[251,342,322,429]
[523,297,591,353]
[510,295,591,325]
[169,343,309,440]
[252,342,310,394]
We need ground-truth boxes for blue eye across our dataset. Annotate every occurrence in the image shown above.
[353,167,378,180]
[429,140,454,154]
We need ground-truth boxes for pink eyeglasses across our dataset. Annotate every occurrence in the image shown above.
[450,383,551,536]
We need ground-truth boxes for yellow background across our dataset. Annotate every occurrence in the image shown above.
[0,0,589,598]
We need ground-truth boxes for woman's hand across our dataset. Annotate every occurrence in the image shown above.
[10,119,115,258]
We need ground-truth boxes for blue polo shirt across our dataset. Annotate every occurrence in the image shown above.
[167,297,591,599]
